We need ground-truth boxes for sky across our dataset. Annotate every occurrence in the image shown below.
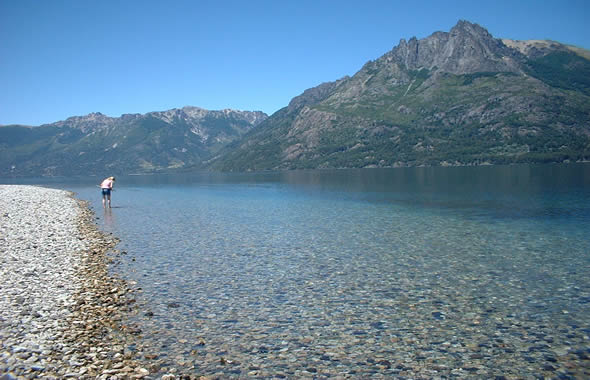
[1,0,589,126]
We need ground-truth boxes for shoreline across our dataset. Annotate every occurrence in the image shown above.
[0,185,147,379]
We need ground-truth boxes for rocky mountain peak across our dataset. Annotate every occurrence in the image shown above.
[180,106,208,119]
[142,107,267,127]
[389,20,519,75]
[52,112,116,132]
[450,19,491,37]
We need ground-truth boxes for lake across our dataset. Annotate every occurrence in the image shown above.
[6,164,590,378]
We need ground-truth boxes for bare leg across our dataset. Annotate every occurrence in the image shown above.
[102,194,106,208]
[107,194,111,208]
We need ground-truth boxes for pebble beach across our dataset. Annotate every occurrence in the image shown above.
[0,185,146,379]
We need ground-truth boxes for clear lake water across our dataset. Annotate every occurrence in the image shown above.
[6,164,590,378]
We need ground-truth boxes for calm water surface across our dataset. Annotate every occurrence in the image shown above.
[8,164,590,378]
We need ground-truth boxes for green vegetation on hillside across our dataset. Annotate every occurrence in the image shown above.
[525,51,590,95]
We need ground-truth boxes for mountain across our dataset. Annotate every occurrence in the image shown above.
[4,21,589,176]
[0,107,267,176]
[210,20,590,171]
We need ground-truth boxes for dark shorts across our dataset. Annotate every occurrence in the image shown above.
[102,188,111,196]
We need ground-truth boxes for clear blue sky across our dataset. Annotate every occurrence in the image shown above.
[1,0,589,126]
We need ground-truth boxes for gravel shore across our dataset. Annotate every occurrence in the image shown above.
[0,185,146,379]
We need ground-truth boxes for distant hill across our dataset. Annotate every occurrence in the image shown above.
[0,107,267,176]
[210,20,590,171]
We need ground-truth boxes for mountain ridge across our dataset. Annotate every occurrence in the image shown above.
[1,107,267,176]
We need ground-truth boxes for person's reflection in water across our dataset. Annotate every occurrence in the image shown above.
[103,207,116,232]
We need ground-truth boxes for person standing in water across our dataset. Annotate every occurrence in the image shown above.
[100,176,115,208]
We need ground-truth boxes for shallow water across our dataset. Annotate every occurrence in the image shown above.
[9,164,590,377]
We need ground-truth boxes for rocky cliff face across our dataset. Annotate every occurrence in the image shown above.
[211,20,590,171]
[1,107,267,176]
[389,21,522,74]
